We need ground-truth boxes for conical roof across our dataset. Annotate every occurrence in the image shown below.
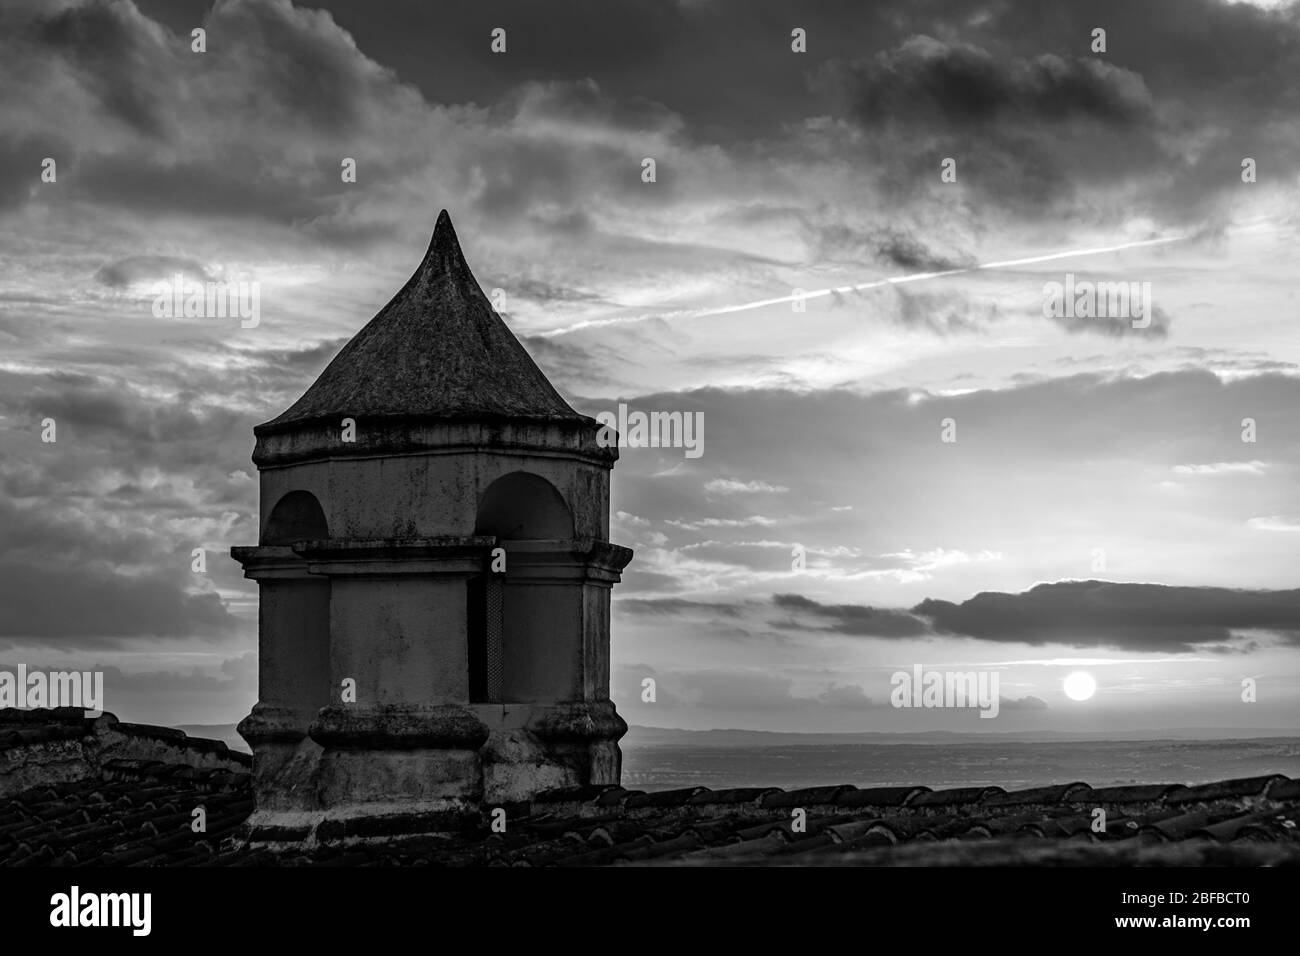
[258,210,586,434]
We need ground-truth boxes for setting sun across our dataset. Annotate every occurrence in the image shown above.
[1063,671,1098,701]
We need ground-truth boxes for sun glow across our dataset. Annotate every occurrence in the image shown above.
[1063,671,1098,701]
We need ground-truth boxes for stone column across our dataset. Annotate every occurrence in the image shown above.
[295,537,494,812]
[231,546,330,811]
[481,539,632,800]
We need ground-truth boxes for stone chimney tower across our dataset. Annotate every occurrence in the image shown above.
[232,211,632,839]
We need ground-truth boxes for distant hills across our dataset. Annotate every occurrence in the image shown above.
[180,721,1298,755]
[622,725,1300,746]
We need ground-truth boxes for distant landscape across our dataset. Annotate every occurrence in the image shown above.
[181,722,1300,793]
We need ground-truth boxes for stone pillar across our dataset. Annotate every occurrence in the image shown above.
[295,537,494,812]
[478,539,632,801]
[232,546,330,811]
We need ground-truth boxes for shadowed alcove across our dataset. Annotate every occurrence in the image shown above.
[469,473,574,703]
[258,490,331,738]
[262,490,329,545]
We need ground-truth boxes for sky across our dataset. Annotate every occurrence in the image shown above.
[1,0,1298,734]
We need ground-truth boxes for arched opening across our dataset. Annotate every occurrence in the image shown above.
[474,471,573,539]
[469,473,572,703]
[263,490,329,545]
[257,490,331,735]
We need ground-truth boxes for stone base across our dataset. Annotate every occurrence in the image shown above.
[235,699,628,835]
[476,699,627,803]
[238,703,321,812]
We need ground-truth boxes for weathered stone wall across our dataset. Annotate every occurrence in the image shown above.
[0,710,249,796]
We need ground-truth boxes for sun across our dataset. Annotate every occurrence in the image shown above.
[1063,671,1097,701]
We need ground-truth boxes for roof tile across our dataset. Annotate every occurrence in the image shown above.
[760,785,855,808]
[909,786,1004,808]
[834,785,929,808]
[1165,775,1286,805]
[984,782,1092,807]
[1087,784,1184,804]
[688,787,779,806]
[624,787,708,809]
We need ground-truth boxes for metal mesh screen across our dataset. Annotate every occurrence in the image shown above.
[485,577,504,702]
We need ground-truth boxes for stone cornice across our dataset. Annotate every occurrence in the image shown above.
[253,417,617,470]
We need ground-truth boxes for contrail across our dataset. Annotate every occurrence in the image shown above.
[537,233,1188,337]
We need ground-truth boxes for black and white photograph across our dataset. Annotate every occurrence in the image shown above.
[0,0,1297,937]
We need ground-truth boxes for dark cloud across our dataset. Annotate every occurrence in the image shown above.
[0,557,235,643]
[873,228,970,273]
[94,255,213,288]
[812,36,1161,212]
[772,593,930,637]
[285,0,1300,163]
[821,37,1152,130]
[914,580,1300,653]
[617,597,745,618]
[0,486,241,646]
[35,0,171,137]
[1051,303,1173,338]
[69,153,338,224]
[890,288,992,336]
[0,133,71,211]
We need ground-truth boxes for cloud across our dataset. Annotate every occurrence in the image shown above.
[817,682,878,709]
[0,549,236,646]
[872,227,972,272]
[666,516,778,530]
[999,694,1049,710]
[616,597,745,618]
[35,0,173,138]
[826,36,1153,129]
[1174,461,1268,476]
[94,255,213,288]
[0,486,241,646]
[914,580,1300,652]
[1051,303,1173,338]
[1248,516,1300,532]
[704,478,790,495]
[811,35,1159,211]
[772,593,931,637]
[766,577,1300,654]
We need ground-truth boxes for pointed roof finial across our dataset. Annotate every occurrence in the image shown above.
[422,209,469,280]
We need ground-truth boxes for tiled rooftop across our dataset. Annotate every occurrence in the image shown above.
[0,708,251,866]
[243,776,1298,867]
[3,709,1297,866]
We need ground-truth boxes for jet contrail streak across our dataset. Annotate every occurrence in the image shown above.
[538,233,1187,337]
